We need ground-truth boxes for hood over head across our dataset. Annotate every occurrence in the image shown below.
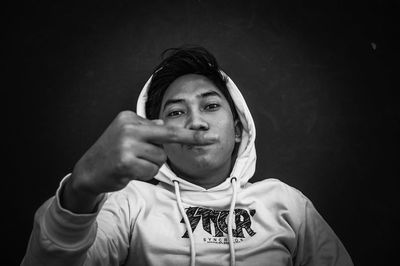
[136,71,256,192]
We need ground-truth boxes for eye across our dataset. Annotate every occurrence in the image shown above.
[205,103,220,111]
[167,110,184,117]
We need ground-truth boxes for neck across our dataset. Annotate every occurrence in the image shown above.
[169,160,232,189]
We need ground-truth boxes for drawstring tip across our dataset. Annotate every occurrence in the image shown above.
[228,177,238,266]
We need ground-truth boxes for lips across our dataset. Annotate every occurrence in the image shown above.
[184,143,213,150]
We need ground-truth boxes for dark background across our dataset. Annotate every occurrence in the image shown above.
[6,0,399,265]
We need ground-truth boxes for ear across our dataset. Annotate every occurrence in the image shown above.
[234,119,242,143]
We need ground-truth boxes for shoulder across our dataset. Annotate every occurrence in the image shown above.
[250,178,308,199]
[247,178,310,212]
[246,178,315,228]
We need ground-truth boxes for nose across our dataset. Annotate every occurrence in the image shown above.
[187,111,209,131]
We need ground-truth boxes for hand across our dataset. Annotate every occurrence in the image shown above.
[69,110,218,197]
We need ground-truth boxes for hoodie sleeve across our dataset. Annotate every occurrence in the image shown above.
[294,197,353,266]
[21,175,137,266]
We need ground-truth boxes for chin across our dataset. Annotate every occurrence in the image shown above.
[186,156,214,169]
[175,156,217,173]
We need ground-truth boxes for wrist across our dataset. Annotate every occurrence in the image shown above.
[61,174,104,214]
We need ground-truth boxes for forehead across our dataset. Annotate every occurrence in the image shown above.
[162,74,224,103]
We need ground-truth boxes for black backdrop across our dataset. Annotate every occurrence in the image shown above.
[6,0,399,265]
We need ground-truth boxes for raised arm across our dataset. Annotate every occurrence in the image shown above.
[21,110,218,266]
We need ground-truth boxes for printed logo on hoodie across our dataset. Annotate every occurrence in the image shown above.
[181,207,256,240]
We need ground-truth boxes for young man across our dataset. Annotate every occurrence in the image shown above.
[22,47,353,266]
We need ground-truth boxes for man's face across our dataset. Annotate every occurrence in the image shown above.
[159,74,241,185]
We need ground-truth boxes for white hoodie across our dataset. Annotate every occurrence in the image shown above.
[21,73,353,266]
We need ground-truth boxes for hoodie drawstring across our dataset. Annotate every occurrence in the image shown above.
[174,178,238,266]
[228,177,238,266]
[174,180,196,266]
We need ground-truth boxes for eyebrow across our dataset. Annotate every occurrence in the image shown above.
[162,90,222,112]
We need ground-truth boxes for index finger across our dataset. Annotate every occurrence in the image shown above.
[140,125,219,145]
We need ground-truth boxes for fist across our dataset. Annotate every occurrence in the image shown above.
[69,110,217,196]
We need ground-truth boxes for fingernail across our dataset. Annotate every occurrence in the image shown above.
[153,119,164,126]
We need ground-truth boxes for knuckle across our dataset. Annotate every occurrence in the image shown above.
[118,110,135,120]
[120,123,137,134]
[116,111,139,126]
[116,153,135,172]
[118,137,137,154]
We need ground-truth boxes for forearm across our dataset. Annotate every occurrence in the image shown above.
[21,175,104,266]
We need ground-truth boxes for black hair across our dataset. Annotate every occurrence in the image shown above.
[145,46,239,121]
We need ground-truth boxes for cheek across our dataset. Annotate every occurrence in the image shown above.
[216,122,236,151]
[163,117,185,128]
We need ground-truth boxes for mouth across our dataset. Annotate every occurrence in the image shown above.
[184,143,213,150]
